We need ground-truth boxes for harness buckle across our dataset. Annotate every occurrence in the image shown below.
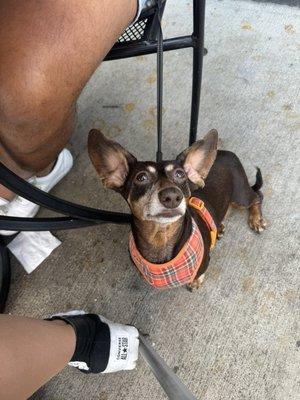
[188,197,204,211]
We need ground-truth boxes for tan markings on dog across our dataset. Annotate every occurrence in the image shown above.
[231,202,245,210]
[248,202,267,233]
[165,164,174,172]
[129,194,149,221]
[187,273,205,291]
[218,206,232,238]
[217,223,226,239]
[224,207,232,219]
[128,184,158,221]
[138,219,181,248]
[132,218,184,263]
[147,166,156,174]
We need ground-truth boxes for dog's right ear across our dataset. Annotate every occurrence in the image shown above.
[88,129,136,190]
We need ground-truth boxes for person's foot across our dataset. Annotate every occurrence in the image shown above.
[0,149,73,236]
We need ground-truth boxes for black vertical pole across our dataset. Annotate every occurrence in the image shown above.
[189,0,206,145]
[156,1,164,162]
[0,239,11,313]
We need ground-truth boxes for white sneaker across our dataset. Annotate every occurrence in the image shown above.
[0,149,73,236]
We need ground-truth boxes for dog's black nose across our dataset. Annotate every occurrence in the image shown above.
[158,187,183,209]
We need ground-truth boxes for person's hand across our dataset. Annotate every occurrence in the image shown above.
[48,310,139,374]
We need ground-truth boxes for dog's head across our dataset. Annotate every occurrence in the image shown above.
[88,129,218,224]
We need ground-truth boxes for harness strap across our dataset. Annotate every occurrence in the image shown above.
[188,197,217,249]
[129,218,204,288]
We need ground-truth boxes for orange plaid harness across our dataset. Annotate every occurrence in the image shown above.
[129,197,218,289]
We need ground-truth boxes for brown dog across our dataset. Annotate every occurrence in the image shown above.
[88,129,266,290]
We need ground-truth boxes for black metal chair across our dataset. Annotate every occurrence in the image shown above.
[106,0,206,145]
[0,0,206,312]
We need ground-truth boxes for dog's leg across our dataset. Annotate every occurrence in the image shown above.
[228,159,267,234]
[217,206,232,239]
[217,223,225,239]
[187,273,205,292]
[248,201,267,233]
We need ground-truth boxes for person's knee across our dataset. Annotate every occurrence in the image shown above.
[0,66,66,131]
[0,64,73,165]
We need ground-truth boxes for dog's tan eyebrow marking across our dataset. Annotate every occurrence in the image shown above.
[147,166,156,174]
[165,164,174,172]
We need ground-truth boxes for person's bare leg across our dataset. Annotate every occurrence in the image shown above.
[0,313,139,399]
[0,315,75,400]
[0,0,137,200]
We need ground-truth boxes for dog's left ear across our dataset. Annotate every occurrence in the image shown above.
[88,129,137,190]
[176,129,218,187]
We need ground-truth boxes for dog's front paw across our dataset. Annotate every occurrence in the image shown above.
[187,274,205,292]
[217,223,225,239]
[249,215,267,233]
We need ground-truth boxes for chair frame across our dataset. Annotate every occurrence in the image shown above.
[106,0,206,145]
[0,0,206,312]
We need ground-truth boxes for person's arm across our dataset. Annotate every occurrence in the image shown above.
[0,312,139,400]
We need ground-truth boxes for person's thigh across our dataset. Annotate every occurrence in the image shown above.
[0,0,136,110]
[0,0,136,172]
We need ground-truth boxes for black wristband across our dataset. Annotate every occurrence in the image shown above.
[47,313,110,373]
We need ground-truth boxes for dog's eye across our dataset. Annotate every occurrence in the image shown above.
[135,172,149,183]
[174,169,186,179]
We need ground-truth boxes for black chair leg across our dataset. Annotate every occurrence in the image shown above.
[189,0,206,145]
[0,240,11,313]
